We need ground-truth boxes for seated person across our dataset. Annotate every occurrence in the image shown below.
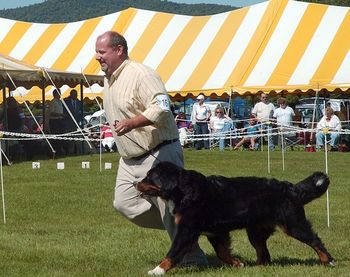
[316,107,341,151]
[101,122,116,152]
[209,107,233,151]
[175,112,192,147]
[234,117,260,150]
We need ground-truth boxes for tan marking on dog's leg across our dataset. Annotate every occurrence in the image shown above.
[315,247,331,264]
[148,258,173,275]
[174,212,182,225]
[159,257,173,271]
[216,243,244,267]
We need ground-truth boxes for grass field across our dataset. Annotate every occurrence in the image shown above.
[0,149,349,276]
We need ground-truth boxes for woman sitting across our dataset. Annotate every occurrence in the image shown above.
[175,112,192,147]
[234,117,260,150]
[209,107,233,151]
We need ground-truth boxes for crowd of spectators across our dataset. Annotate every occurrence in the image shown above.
[173,93,345,152]
[1,92,347,162]
[0,89,108,161]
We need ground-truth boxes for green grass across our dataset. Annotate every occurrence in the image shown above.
[0,149,349,276]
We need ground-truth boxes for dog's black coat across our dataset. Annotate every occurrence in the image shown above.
[136,162,334,273]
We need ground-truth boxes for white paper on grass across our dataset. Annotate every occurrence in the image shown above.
[82,161,90,169]
[32,162,40,169]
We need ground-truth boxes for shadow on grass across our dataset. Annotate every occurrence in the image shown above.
[145,254,334,274]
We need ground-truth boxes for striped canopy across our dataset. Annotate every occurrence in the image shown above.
[0,53,103,97]
[0,0,349,102]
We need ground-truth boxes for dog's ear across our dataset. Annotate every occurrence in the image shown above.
[178,169,206,209]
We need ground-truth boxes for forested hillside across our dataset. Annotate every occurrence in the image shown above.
[0,0,349,23]
[0,0,236,23]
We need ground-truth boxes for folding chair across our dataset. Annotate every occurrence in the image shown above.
[210,121,234,150]
[280,127,303,150]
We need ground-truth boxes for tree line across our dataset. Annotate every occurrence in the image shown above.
[1,0,349,24]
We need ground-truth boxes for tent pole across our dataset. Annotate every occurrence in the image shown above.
[2,84,8,155]
[41,84,45,132]
[80,81,84,154]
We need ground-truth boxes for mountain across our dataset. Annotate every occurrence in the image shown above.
[0,0,237,23]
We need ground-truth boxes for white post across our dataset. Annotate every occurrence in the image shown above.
[280,127,285,171]
[324,131,330,227]
[0,138,6,224]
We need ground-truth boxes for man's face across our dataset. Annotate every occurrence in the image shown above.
[261,94,268,103]
[95,35,123,78]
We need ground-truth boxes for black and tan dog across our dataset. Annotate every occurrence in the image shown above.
[136,162,334,275]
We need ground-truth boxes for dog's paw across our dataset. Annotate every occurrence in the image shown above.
[148,265,166,275]
[327,260,336,267]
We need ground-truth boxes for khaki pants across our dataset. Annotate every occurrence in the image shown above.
[113,140,183,239]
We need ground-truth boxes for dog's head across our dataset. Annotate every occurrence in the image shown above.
[135,162,206,209]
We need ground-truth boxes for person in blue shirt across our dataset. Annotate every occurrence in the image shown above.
[234,117,260,150]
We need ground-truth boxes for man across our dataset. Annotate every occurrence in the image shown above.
[316,107,341,151]
[192,94,211,150]
[273,97,295,127]
[48,89,65,155]
[273,97,296,149]
[64,89,82,154]
[95,31,207,265]
[252,93,275,149]
[64,89,82,131]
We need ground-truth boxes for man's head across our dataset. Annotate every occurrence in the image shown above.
[277,97,286,108]
[53,89,61,99]
[70,89,78,99]
[260,93,268,103]
[95,31,128,78]
[325,107,334,119]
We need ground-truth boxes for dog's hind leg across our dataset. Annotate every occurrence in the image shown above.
[246,225,274,265]
[280,209,335,266]
[207,233,244,267]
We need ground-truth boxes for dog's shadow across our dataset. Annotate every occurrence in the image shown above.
[145,255,331,274]
[206,254,327,267]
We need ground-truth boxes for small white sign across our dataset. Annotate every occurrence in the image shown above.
[32,162,40,169]
[104,162,112,170]
[82,161,90,169]
[57,162,65,170]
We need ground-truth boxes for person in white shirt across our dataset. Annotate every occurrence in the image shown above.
[273,97,296,147]
[273,97,295,127]
[316,107,341,151]
[252,93,275,149]
[210,107,232,150]
[192,94,211,150]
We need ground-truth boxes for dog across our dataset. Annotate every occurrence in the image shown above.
[136,161,334,275]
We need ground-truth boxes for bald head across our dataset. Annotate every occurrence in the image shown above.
[95,31,129,78]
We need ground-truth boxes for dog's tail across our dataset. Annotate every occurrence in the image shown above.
[293,172,329,205]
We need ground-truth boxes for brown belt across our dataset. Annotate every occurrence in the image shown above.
[130,139,179,160]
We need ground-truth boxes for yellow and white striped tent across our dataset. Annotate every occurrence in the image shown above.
[0,53,103,98]
[1,0,349,102]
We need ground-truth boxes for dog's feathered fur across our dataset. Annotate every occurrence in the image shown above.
[136,162,334,275]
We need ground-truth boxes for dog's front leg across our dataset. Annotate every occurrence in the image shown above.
[148,225,200,275]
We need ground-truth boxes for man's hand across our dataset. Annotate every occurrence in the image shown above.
[113,119,134,136]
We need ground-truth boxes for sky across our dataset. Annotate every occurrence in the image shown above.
[0,0,265,10]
